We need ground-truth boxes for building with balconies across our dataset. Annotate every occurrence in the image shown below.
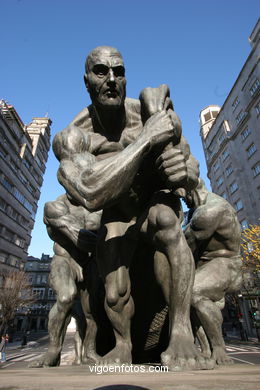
[0,101,51,279]
[199,19,260,228]
[15,254,55,333]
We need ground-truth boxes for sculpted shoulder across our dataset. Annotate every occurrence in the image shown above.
[53,107,93,161]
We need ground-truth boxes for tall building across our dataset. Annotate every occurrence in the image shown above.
[199,19,260,228]
[0,100,51,276]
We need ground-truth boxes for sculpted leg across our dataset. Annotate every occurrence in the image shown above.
[192,259,234,365]
[80,288,100,364]
[98,266,133,364]
[96,227,135,364]
[146,199,213,370]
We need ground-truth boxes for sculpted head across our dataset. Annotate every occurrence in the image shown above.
[84,46,126,110]
[184,178,208,209]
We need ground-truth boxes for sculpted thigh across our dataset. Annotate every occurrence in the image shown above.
[193,258,233,302]
[50,255,77,301]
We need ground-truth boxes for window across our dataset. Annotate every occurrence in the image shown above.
[222,149,229,161]
[216,176,223,187]
[247,143,257,158]
[3,228,14,242]
[230,182,238,194]
[33,288,45,299]
[28,275,34,283]
[13,188,25,203]
[253,162,260,177]
[225,165,233,177]
[0,197,8,212]
[1,176,13,192]
[10,208,20,221]
[218,133,225,144]
[27,184,35,194]
[250,79,260,96]
[9,255,19,267]
[22,158,31,170]
[20,216,29,228]
[221,192,227,200]
[0,145,7,159]
[236,110,247,125]
[234,199,243,211]
[36,275,41,284]
[213,161,220,173]
[204,112,211,122]
[255,102,260,115]
[241,127,251,141]
[212,111,219,118]
[0,252,8,263]
[14,236,25,248]
[18,172,27,185]
[232,97,240,111]
[240,219,248,230]
[48,288,56,299]
[41,275,48,284]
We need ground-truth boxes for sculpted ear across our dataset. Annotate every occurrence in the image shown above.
[84,74,90,92]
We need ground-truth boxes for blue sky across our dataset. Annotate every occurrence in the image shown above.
[1,0,259,257]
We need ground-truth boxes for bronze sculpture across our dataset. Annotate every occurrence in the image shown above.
[31,46,242,371]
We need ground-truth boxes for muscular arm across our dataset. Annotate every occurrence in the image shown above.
[189,204,222,241]
[54,111,175,211]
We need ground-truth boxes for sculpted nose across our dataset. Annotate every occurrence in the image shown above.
[107,68,115,83]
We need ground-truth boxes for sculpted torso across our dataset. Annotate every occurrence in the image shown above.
[185,193,241,262]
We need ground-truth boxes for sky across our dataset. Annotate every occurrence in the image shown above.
[1,0,259,258]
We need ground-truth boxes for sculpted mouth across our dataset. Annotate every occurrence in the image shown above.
[105,90,118,98]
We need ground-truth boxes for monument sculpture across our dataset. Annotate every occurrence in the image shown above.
[31,46,242,371]
[30,194,101,367]
[184,179,242,364]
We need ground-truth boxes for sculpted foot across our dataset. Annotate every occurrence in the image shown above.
[72,356,82,365]
[161,335,215,371]
[212,346,234,365]
[82,350,101,365]
[28,350,61,368]
[98,343,132,365]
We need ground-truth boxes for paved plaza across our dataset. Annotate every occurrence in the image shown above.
[1,364,260,390]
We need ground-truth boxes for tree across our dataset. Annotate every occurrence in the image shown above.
[241,224,260,288]
[0,270,34,336]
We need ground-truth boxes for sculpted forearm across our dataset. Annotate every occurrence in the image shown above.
[79,135,151,210]
[58,135,150,211]
[58,111,175,211]
[186,153,199,191]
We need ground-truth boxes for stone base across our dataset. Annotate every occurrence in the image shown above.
[1,364,260,390]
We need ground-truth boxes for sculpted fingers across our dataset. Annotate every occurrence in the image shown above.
[140,84,170,118]
[156,148,183,167]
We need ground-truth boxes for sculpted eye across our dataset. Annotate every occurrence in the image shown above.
[93,65,109,77]
[113,66,125,78]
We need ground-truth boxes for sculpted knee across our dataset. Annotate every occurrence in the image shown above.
[106,285,119,308]
[58,284,77,306]
[106,284,130,310]
[44,200,68,222]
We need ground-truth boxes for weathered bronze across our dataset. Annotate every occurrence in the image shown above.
[31,46,242,371]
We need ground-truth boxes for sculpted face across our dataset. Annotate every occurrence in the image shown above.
[85,46,126,109]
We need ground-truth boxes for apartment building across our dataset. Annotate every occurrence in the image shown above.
[14,254,55,333]
[200,19,260,228]
[0,100,51,275]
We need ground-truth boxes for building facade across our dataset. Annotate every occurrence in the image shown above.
[15,254,55,333]
[0,100,51,276]
[199,19,260,228]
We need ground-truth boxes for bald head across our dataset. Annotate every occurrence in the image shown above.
[85,46,124,73]
[84,46,126,110]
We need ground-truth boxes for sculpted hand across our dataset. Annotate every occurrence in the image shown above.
[142,110,175,149]
[139,84,173,120]
[155,145,188,189]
